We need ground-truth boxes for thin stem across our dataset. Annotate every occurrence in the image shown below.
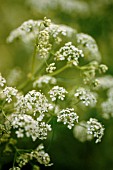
[34,56,50,77]
[76,65,89,70]
[47,100,58,151]
[74,100,81,105]
[78,122,87,129]
[47,117,55,151]
[16,148,33,153]
[2,110,11,123]
[47,117,53,124]
[31,37,38,75]
[18,78,31,90]
[34,61,46,76]
[13,151,17,168]
[48,64,69,77]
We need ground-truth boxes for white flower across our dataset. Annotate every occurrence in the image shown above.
[6,68,22,86]
[74,87,97,106]
[73,121,93,142]
[15,128,24,138]
[7,20,41,43]
[16,143,53,167]
[27,0,89,17]
[33,75,56,88]
[87,118,104,143]
[31,143,53,166]
[57,108,79,129]
[10,113,51,141]
[48,86,68,101]
[45,23,67,43]
[2,86,18,103]
[101,99,113,119]
[99,64,108,74]
[101,87,113,119]
[97,75,113,89]
[55,42,84,66]
[38,29,52,58]
[15,90,51,119]
[46,63,56,73]
[0,73,6,87]
[76,33,101,62]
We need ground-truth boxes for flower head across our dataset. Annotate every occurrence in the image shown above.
[48,86,68,101]
[74,87,97,106]
[31,143,53,166]
[38,29,52,58]
[87,118,104,143]
[46,63,56,73]
[55,42,84,66]
[57,108,79,129]
[0,73,6,87]
[33,75,56,88]
[10,113,51,141]
[15,90,51,119]
[99,64,108,74]
[2,86,18,103]
[73,121,93,142]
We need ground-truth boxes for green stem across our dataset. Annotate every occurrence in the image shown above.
[18,78,31,90]
[13,151,17,168]
[47,117,53,124]
[2,110,11,123]
[16,148,32,153]
[74,100,81,105]
[34,60,46,77]
[31,37,38,75]
[76,65,89,70]
[47,117,55,151]
[48,64,69,77]
[18,58,47,90]
[78,122,87,129]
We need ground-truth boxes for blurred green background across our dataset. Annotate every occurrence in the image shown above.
[1,0,113,169]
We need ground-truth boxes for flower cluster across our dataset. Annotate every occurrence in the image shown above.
[57,108,79,129]
[15,90,51,120]
[80,61,97,85]
[98,64,108,74]
[7,20,40,43]
[2,86,18,103]
[101,87,113,119]
[48,86,68,101]
[16,153,30,168]
[0,73,6,87]
[76,33,101,62]
[73,121,93,142]
[33,75,56,88]
[0,17,108,169]
[74,87,97,106]
[6,68,23,86]
[87,118,104,143]
[46,63,56,73]
[27,0,89,17]
[10,113,51,141]
[42,17,51,27]
[55,42,84,66]
[37,29,52,58]
[7,18,76,46]
[45,23,67,43]
[97,75,113,89]
[16,144,52,168]
[31,143,53,166]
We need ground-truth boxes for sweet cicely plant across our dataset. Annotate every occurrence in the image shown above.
[0,17,108,170]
